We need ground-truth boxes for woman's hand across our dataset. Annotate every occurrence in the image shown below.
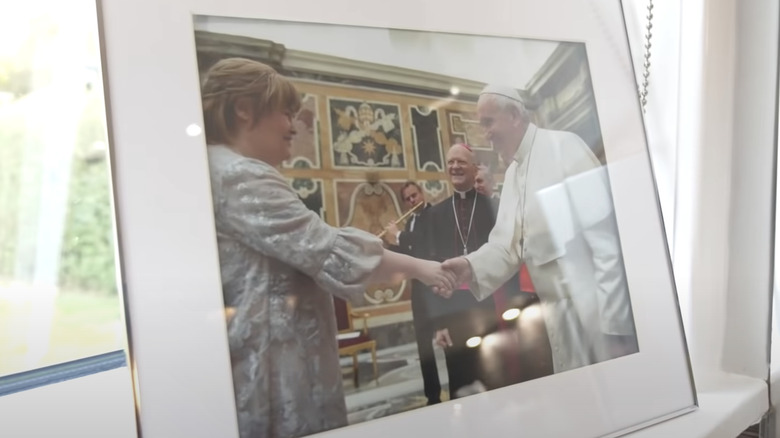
[416,260,456,298]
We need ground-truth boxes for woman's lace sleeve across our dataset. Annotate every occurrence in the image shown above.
[218,158,383,298]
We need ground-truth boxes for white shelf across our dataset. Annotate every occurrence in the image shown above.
[0,368,138,438]
[627,373,767,438]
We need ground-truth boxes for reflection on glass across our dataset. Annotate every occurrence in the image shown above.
[192,14,641,438]
[502,307,521,321]
[0,0,123,378]
[466,336,483,348]
[773,129,780,375]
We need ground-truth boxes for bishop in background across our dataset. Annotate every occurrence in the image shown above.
[419,143,535,397]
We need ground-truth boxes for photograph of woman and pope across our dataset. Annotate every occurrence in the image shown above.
[201,57,638,438]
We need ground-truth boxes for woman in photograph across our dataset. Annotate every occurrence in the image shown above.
[200,57,454,438]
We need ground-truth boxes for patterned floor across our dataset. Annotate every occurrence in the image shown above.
[341,343,449,425]
[340,301,554,426]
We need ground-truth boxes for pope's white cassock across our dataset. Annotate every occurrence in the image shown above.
[464,122,637,373]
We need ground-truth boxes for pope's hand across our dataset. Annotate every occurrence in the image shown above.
[442,257,472,287]
[416,260,457,295]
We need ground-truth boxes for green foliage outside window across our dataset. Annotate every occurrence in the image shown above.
[0,82,116,295]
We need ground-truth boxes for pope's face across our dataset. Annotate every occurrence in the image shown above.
[477,97,520,162]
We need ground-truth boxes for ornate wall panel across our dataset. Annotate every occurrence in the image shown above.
[282,93,321,169]
[409,105,443,173]
[282,80,474,314]
[329,98,405,169]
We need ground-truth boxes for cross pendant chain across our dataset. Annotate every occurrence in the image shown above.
[452,195,477,258]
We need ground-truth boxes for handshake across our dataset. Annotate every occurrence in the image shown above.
[415,257,473,298]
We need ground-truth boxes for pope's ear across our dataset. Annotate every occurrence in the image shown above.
[508,105,524,127]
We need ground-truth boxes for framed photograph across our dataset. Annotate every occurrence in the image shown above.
[98,0,696,437]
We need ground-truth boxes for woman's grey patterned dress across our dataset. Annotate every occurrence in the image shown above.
[207,145,384,438]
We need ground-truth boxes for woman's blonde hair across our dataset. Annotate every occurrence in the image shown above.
[201,57,301,145]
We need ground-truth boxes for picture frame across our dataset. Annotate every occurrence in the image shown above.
[97,0,696,437]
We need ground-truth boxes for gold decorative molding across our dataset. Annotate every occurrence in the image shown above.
[194,30,486,99]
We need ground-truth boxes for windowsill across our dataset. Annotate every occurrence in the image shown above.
[0,366,768,438]
[771,367,780,410]
[0,367,138,438]
[627,372,767,438]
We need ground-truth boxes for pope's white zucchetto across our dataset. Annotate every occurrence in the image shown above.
[479,84,524,103]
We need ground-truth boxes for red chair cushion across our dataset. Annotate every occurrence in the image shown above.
[333,297,351,332]
[338,332,372,348]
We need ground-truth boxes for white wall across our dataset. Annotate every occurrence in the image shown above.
[722,0,778,380]
[622,0,680,250]
[667,0,777,383]
[194,16,558,89]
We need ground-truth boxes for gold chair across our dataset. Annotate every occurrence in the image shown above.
[333,296,378,387]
